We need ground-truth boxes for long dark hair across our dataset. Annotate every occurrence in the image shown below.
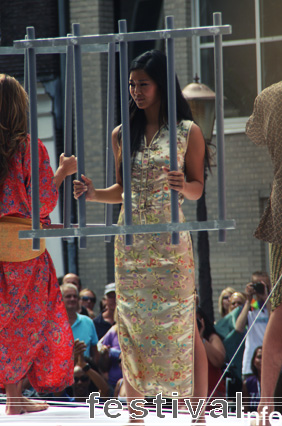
[0,74,28,186]
[196,306,216,340]
[118,50,193,175]
[251,346,262,377]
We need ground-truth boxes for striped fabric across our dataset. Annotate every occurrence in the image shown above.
[269,243,282,310]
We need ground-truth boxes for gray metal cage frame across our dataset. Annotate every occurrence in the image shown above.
[9,12,235,249]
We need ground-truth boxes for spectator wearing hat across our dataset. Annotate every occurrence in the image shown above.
[94,283,116,340]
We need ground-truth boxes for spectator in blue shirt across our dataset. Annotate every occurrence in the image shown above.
[61,283,99,365]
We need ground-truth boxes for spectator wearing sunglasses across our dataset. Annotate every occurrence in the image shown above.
[218,287,236,318]
[80,288,96,319]
[73,352,109,403]
[215,291,247,398]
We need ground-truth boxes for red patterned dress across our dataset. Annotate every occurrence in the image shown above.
[0,137,74,392]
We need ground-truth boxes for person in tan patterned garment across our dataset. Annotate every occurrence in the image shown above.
[246,81,282,425]
[74,50,208,423]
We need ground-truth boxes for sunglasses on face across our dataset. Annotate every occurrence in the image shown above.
[222,296,230,300]
[74,375,89,383]
[81,296,96,303]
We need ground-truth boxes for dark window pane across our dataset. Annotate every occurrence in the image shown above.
[201,44,257,117]
[117,0,164,62]
[260,0,282,37]
[199,0,255,43]
[261,41,282,89]
[200,48,215,90]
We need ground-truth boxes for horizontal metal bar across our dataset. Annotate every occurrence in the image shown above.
[0,44,119,55]
[19,219,236,239]
[14,25,232,49]
[200,35,282,49]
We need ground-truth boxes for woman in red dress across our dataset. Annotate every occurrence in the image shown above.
[0,74,76,414]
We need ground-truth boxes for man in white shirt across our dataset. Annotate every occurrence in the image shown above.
[235,272,270,378]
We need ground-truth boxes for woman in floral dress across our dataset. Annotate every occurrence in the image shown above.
[0,74,76,415]
[74,50,208,422]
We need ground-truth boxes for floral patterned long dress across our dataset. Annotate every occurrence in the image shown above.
[115,120,196,397]
[0,137,74,392]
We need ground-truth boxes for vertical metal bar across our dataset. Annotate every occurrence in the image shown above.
[63,34,74,229]
[118,20,133,246]
[255,0,262,93]
[24,35,29,93]
[213,12,226,242]
[192,0,201,80]
[26,26,40,250]
[165,16,179,245]
[73,23,86,249]
[105,42,116,243]
[24,34,29,133]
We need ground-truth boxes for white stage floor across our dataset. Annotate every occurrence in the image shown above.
[0,402,262,426]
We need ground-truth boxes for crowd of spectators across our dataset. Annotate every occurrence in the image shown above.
[58,275,120,403]
[211,271,271,411]
[6,270,272,412]
[60,269,270,412]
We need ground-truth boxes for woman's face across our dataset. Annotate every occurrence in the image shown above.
[253,348,262,372]
[229,292,245,311]
[80,290,96,311]
[129,69,160,112]
[222,291,232,313]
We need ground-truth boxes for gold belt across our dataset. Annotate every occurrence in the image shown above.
[0,216,45,262]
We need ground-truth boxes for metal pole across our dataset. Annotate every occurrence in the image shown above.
[213,12,226,242]
[24,35,29,93]
[118,20,133,246]
[26,26,40,250]
[24,34,29,133]
[165,16,179,245]
[73,23,86,249]
[105,42,116,243]
[63,34,74,229]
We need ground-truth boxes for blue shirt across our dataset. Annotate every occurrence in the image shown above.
[71,313,98,357]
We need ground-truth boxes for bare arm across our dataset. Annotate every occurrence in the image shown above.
[163,123,205,200]
[73,126,123,203]
[90,344,100,366]
[53,153,77,189]
[235,283,253,333]
[77,353,109,398]
[204,333,226,368]
[199,318,225,368]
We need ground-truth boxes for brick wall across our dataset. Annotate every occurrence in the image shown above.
[69,0,115,305]
[206,132,273,320]
[163,0,193,88]
[0,0,59,78]
[68,0,275,320]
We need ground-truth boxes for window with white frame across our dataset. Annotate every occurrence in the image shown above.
[193,0,282,123]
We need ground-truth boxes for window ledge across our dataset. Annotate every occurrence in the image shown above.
[213,117,249,135]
